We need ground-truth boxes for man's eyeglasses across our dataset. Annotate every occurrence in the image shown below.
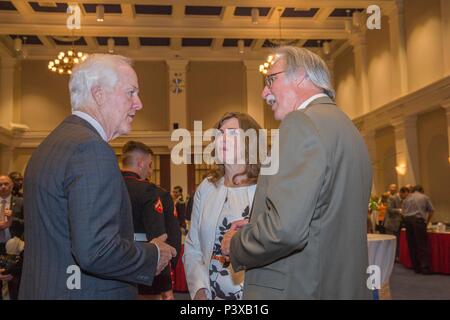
[265,71,285,88]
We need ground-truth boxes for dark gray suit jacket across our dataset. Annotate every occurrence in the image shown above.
[10,196,24,239]
[384,194,403,233]
[230,97,372,299]
[19,115,158,300]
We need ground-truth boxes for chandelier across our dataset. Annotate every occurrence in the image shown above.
[48,49,88,75]
[259,54,275,74]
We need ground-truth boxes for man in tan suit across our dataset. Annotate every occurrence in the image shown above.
[221,46,372,299]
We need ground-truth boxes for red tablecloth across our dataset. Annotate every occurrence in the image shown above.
[399,229,450,274]
[173,244,188,292]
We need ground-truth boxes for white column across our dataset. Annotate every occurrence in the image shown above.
[0,58,17,130]
[441,100,450,162]
[361,129,379,195]
[440,0,450,75]
[166,60,189,194]
[350,32,371,114]
[243,60,264,127]
[387,0,409,96]
[391,115,420,186]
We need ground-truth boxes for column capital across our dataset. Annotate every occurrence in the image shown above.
[349,32,366,48]
[386,0,405,18]
[441,97,450,110]
[165,59,189,72]
[390,114,417,128]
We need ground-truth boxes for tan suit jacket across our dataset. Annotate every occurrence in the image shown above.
[230,97,372,299]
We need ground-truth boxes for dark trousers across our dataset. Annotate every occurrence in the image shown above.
[0,242,22,300]
[404,215,430,272]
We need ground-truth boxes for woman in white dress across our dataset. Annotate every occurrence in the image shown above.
[183,112,262,300]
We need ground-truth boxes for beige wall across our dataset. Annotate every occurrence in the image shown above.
[19,60,169,132]
[366,16,393,110]
[417,107,450,222]
[12,148,34,174]
[375,126,397,194]
[133,61,169,131]
[20,60,71,131]
[187,61,246,130]
[334,46,357,118]
[405,0,444,92]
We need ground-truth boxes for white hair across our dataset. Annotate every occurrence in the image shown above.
[274,46,336,100]
[69,54,133,111]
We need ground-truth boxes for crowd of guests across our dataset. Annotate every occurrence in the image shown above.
[368,184,435,274]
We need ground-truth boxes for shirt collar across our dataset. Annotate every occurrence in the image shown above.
[0,195,11,204]
[296,93,329,111]
[72,111,108,142]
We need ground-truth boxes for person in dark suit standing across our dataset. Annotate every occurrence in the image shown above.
[19,54,176,300]
[0,175,24,252]
[0,174,24,300]
[121,141,181,300]
[172,186,187,233]
[221,46,372,299]
[8,172,23,198]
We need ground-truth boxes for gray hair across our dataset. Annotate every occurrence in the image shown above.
[69,54,133,111]
[274,46,335,100]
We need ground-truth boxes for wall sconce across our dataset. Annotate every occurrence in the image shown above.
[238,39,244,54]
[395,164,407,176]
[323,41,331,55]
[352,11,363,28]
[171,73,184,94]
[107,37,115,53]
[96,5,104,22]
[14,37,22,52]
[251,8,259,24]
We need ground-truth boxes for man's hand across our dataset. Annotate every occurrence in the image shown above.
[193,288,208,300]
[0,211,12,230]
[4,209,12,218]
[151,234,177,275]
[221,219,248,256]
[0,269,13,281]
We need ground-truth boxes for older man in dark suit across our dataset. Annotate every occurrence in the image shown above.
[19,54,176,299]
[222,46,372,299]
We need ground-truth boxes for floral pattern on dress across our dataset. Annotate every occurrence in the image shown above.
[209,197,249,300]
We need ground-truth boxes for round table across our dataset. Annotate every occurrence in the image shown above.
[367,234,397,299]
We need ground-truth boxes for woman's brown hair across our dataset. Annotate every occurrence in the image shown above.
[206,112,263,186]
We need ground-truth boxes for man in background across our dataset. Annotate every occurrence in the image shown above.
[8,172,23,198]
[384,184,404,259]
[172,186,187,233]
[403,185,434,274]
[121,141,181,300]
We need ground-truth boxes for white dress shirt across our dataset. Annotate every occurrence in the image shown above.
[72,111,108,141]
[297,93,329,111]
